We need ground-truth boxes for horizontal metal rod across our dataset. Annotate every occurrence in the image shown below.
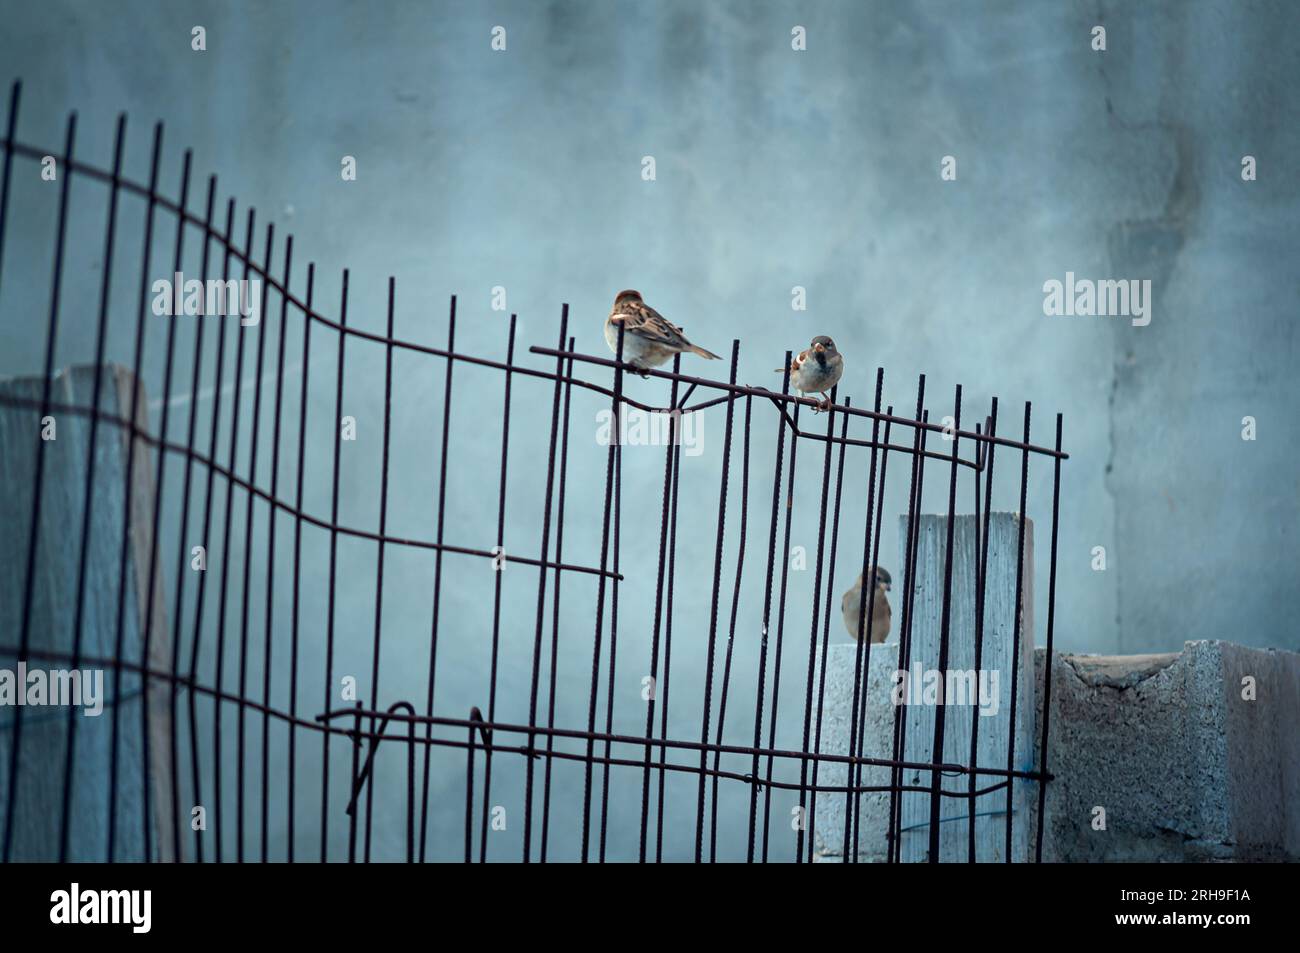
[0,391,621,580]
[317,706,1053,783]
[532,345,1069,460]
[0,642,1052,785]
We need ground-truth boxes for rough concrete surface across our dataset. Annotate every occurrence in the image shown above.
[810,642,899,861]
[1036,640,1300,862]
[816,639,1299,861]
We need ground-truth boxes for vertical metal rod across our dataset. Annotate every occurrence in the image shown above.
[138,147,192,864]
[927,385,962,862]
[968,402,998,861]
[638,354,681,861]
[347,702,361,863]
[405,715,415,863]
[1035,414,1063,863]
[188,196,237,864]
[464,709,479,863]
[288,262,315,862]
[1003,402,1032,861]
[746,365,792,863]
[852,406,893,859]
[806,398,853,863]
[167,172,216,866]
[710,393,754,861]
[893,410,932,861]
[887,378,928,862]
[693,340,740,862]
[479,313,517,862]
[582,323,627,861]
[540,339,576,862]
[655,386,685,862]
[0,82,21,297]
[261,234,293,861]
[843,369,885,861]
[58,113,126,862]
[321,267,349,861]
[759,383,806,861]
[525,304,569,862]
[598,433,622,861]
[107,119,159,863]
[209,206,256,863]
[418,296,456,863]
[797,395,849,862]
[235,221,275,862]
[362,276,396,862]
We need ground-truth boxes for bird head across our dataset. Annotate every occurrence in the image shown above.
[810,335,837,359]
[874,567,891,592]
[614,289,643,306]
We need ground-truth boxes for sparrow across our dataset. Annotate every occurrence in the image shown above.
[605,290,721,374]
[776,335,843,411]
[841,567,892,644]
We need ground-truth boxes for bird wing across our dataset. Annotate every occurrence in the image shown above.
[612,300,690,347]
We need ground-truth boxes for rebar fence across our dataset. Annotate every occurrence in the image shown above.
[0,82,1065,863]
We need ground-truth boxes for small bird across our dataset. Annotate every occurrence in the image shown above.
[605,290,721,374]
[777,335,843,411]
[841,567,892,644]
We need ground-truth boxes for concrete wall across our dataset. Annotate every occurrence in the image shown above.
[0,1,1295,661]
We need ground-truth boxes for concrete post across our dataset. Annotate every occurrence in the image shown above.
[0,364,178,861]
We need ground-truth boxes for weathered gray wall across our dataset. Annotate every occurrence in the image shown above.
[0,0,1293,657]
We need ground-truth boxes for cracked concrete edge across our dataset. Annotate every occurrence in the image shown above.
[1062,651,1180,689]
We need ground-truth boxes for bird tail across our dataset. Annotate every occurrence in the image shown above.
[690,345,721,360]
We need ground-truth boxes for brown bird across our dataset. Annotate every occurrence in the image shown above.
[605,290,721,374]
[776,336,843,412]
[841,567,892,644]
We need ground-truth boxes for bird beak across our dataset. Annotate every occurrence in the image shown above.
[813,343,825,353]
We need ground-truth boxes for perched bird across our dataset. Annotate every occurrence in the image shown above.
[777,335,843,411]
[605,289,721,374]
[841,567,892,644]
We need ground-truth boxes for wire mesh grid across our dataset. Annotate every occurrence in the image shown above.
[0,84,1065,863]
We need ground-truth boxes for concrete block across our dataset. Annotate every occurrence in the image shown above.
[813,511,1036,862]
[0,365,178,861]
[1034,640,1300,862]
[895,512,1034,862]
[809,642,898,861]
